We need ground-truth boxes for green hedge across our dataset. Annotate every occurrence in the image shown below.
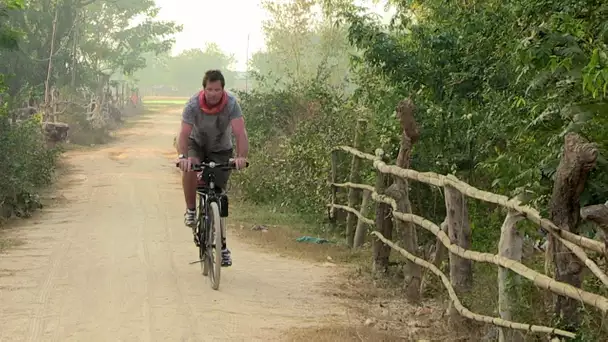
[0,115,60,219]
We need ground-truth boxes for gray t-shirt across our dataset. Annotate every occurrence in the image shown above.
[182,91,242,152]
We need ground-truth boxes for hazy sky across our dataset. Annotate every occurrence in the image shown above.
[153,0,392,71]
[153,0,268,71]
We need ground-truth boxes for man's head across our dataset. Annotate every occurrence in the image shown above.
[202,69,225,105]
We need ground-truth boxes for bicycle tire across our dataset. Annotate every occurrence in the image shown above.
[208,201,222,290]
[200,238,208,277]
[197,207,209,277]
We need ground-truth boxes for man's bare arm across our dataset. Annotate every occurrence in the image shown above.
[231,117,248,158]
[178,121,193,156]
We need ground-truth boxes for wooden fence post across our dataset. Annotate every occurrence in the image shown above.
[328,150,338,223]
[498,204,525,342]
[372,149,392,275]
[346,118,367,247]
[444,176,473,330]
[444,177,473,291]
[353,190,371,248]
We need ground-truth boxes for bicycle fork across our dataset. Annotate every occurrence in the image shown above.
[193,199,226,249]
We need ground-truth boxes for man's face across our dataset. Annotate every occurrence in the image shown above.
[204,80,223,105]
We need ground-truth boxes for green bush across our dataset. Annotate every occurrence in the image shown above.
[233,81,363,224]
[0,114,60,219]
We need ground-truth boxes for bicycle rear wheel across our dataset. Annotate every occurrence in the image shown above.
[206,201,222,290]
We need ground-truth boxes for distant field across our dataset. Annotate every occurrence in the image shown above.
[142,96,188,105]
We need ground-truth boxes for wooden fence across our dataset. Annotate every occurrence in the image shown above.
[327,100,608,340]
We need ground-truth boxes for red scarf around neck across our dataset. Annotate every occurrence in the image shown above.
[198,90,228,114]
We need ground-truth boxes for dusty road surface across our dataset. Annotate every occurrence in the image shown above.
[0,107,344,341]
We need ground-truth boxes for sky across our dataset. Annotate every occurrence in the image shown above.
[153,0,269,71]
[152,0,393,72]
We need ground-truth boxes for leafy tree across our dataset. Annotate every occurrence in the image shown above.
[249,0,353,89]
[0,0,181,219]
[0,0,23,50]
[0,0,181,102]
[0,0,60,220]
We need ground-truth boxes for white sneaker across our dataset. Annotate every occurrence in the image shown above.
[184,209,196,227]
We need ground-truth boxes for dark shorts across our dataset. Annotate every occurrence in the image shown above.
[187,137,233,190]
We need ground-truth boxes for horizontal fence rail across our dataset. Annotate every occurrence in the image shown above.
[332,145,605,255]
[327,181,608,312]
[331,145,608,289]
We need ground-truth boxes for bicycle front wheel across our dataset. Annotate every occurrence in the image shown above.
[207,201,222,290]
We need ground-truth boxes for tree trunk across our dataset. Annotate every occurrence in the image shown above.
[70,9,79,88]
[385,98,421,303]
[346,119,367,247]
[43,1,59,122]
[497,207,525,342]
[121,81,126,109]
[549,132,597,329]
[372,150,392,275]
[91,73,110,127]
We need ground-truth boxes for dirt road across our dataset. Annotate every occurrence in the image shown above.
[0,108,343,341]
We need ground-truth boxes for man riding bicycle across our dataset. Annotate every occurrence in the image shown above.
[176,69,249,267]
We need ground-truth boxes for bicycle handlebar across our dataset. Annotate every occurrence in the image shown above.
[175,158,249,171]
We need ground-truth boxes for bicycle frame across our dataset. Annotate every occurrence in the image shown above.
[193,162,228,249]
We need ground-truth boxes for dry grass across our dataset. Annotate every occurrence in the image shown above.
[228,198,605,340]
[227,198,451,341]
[0,146,76,251]
[285,325,406,341]
[0,235,23,252]
[0,191,66,253]
[225,197,607,340]
[229,200,367,264]
[325,265,452,341]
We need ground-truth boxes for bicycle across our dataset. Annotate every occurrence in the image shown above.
[176,158,248,290]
